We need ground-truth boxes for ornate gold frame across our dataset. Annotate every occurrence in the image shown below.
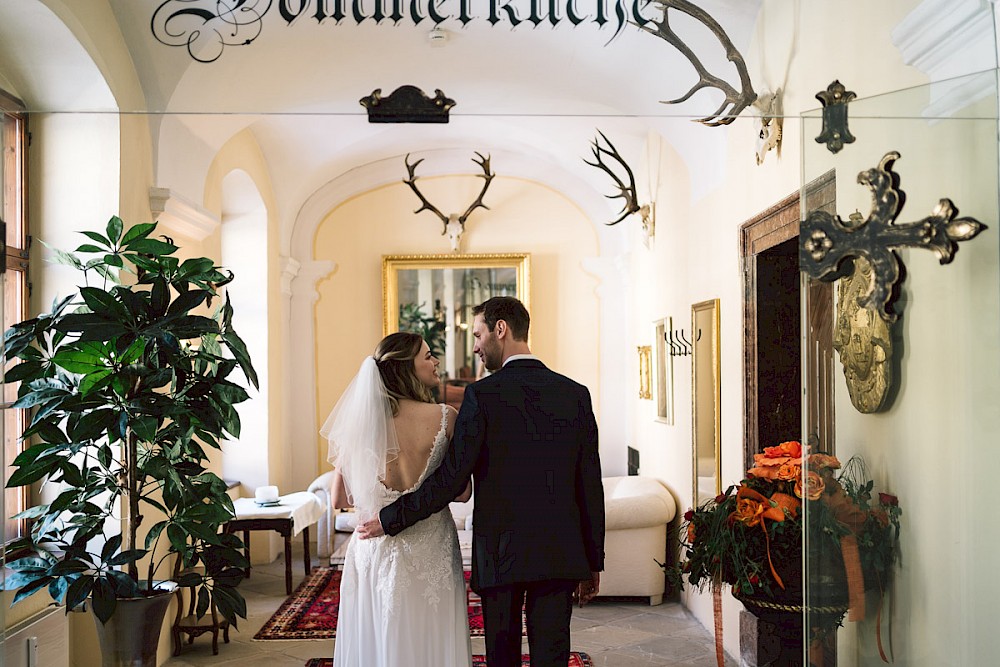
[382,253,531,335]
[692,298,721,507]
[637,345,653,400]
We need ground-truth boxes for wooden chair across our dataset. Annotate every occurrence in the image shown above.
[171,569,231,656]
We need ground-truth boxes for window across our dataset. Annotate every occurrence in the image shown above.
[1,88,29,546]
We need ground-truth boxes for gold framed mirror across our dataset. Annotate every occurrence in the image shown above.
[382,253,531,406]
[692,298,721,507]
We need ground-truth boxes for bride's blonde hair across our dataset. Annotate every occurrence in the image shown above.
[374,332,435,415]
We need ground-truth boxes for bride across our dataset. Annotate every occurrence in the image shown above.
[322,332,473,667]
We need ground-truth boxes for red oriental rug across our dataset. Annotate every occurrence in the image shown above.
[304,654,594,666]
[254,567,526,640]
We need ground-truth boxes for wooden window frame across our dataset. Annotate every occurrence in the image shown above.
[2,87,30,550]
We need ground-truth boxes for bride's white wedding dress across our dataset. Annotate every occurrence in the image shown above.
[333,404,472,667]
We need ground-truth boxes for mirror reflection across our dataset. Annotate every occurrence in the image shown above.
[383,254,530,408]
[692,298,721,506]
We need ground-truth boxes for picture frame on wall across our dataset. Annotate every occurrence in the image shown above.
[654,317,675,424]
[637,345,653,400]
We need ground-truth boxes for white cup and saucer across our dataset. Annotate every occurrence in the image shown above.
[255,485,280,507]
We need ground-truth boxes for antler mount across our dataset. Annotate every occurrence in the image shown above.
[403,153,495,252]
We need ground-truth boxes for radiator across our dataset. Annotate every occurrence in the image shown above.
[3,607,70,667]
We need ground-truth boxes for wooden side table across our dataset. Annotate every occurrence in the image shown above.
[226,493,325,595]
[225,517,311,595]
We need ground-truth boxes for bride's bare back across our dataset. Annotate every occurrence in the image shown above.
[383,400,455,492]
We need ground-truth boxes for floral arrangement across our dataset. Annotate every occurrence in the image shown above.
[679,441,901,632]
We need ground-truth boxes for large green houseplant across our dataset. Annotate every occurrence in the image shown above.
[3,218,257,645]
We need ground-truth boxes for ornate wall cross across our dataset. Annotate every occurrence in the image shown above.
[800,151,987,322]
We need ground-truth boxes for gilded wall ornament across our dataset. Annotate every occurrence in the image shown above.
[833,256,892,413]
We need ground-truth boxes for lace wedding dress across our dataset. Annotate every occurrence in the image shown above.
[333,404,472,667]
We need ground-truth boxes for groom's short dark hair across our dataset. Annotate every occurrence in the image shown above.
[473,296,529,341]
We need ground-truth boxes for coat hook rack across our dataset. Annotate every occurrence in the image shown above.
[666,328,693,357]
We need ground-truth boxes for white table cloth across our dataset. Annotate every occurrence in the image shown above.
[231,491,324,536]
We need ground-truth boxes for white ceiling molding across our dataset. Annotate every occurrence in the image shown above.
[892,0,998,119]
[149,187,220,241]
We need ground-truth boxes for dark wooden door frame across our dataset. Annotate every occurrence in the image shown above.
[740,171,836,470]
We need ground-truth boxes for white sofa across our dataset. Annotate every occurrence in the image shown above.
[600,475,676,605]
[311,472,677,606]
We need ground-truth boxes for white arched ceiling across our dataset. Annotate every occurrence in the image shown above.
[103,0,760,247]
[0,0,115,110]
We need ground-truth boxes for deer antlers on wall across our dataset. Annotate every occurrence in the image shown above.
[403,152,495,252]
[585,131,654,239]
[640,0,757,126]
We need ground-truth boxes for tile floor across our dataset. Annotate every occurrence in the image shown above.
[163,544,736,667]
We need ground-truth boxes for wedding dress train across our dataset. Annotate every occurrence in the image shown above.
[333,404,472,667]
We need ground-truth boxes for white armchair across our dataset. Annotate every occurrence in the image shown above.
[307,471,337,558]
[601,476,676,605]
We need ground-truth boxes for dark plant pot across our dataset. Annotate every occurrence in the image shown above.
[93,584,177,667]
[735,548,849,667]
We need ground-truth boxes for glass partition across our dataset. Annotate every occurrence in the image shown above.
[800,69,1000,665]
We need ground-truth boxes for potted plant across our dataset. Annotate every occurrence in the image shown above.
[674,441,902,666]
[3,217,257,666]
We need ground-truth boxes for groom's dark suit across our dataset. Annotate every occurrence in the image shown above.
[379,358,605,667]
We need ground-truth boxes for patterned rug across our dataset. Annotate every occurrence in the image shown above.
[304,653,593,666]
[254,567,525,640]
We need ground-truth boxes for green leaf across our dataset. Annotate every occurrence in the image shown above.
[52,347,109,375]
[6,459,55,488]
[79,368,114,396]
[107,549,145,567]
[106,216,124,245]
[11,578,51,605]
[128,238,177,256]
[80,230,111,247]
[167,523,189,553]
[42,242,84,270]
[79,287,127,321]
[4,361,45,383]
[90,577,117,623]
[121,222,156,245]
[222,329,258,389]
[101,534,123,562]
[64,575,94,614]
[75,244,106,254]
[167,289,209,316]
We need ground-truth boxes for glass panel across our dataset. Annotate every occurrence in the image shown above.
[801,70,1000,665]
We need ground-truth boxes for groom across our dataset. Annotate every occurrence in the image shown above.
[358,296,605,667]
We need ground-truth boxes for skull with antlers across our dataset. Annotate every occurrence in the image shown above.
[403,152,495,252]
[585,131,653,237]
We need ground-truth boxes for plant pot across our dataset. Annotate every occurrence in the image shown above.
[93,582,177,667]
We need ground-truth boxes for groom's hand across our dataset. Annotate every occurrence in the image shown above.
[356,517,385,539]
[574,572,600,607]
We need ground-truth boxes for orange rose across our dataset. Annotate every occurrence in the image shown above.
[731,496,766,527]
[808,453,841,476]
[794,470,826,501]
[776,463,802,482]
[764,441,802,459]
[687,522,697,544]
